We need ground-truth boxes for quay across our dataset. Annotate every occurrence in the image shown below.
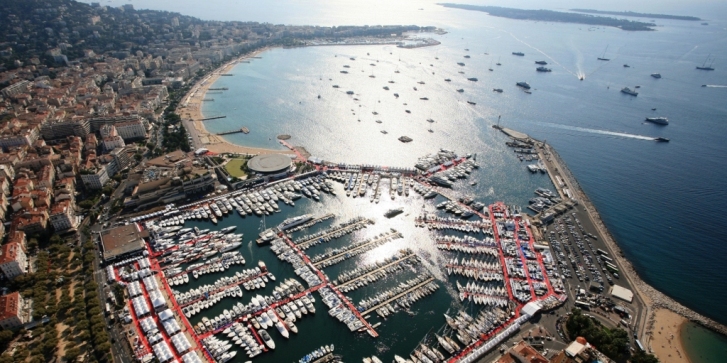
[199,115,227,121]
[361,277,436,315]
[336,253,418,289]
[295,218,374,250]
[312,230,403,268]
[216,127,250,136]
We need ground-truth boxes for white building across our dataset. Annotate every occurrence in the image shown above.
[80,165,110,190]
[0,242,27,279]
[115,119,147,140]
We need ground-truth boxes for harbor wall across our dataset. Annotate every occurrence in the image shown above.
[539,141,727,342]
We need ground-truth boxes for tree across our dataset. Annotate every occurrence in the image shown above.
[64,347,81,362]
[632,350,660,363]
[78,200,95,209]
[0,330,13,351]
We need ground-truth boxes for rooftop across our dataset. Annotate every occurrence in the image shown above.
[100,224,149,261]
[247,153,292,173]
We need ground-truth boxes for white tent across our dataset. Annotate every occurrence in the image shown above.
[182,351,204,363]
[163,318,181,336]
[170,333,192,354]
[152,340,174,362]
[158,308,175,322]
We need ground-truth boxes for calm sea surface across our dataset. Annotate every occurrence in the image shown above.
[87,0,727,361]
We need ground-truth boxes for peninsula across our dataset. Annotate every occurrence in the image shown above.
[570,9,701,21]
[438,4,657,31]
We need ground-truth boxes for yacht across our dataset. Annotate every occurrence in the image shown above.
[512,52,525,56]
[467,77,478,82]
[536,67,552,72]
[645,117,668,125]
[535,60,547,65]
[493,88,503,93]
[651,73,662,78]
[516,81,531,89]
[457,89,464,93]
[621,87,638,96]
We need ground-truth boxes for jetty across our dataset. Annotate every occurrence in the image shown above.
[294,217,373,250]
[216,127,250,136]
[208,87,229,90]
[312,230,403,268]
[361,276,436,315]
[199,115,227,121]
[336,252,418,290]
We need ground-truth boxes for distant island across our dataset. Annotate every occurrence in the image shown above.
[438,3,656,31]
[571,9,701,21]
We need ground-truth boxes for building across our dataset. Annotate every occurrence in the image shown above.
[50,199,79,233]
[80,164,110,190]
[181,170,216,195]
[0,292,30,330]
[0,242,28,279]
[114,119,148,140]
[110,147,133,172]
[246,153,293,174]
[549,337,611,363]
[103,135,126,151]
[1,80,31,98]
[100,224,149,262]
[610,285,634,303]
[494,341,549,363]
[13,208,49,236]
[39,118,91,140]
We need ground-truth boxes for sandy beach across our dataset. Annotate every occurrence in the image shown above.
[650,309,690,363]
[177,47,294,156]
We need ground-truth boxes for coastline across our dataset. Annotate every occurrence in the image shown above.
[537,141,727,350]
[651,309,690,363]
[177,46,295,156]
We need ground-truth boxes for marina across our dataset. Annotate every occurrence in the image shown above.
[112,144,572,363]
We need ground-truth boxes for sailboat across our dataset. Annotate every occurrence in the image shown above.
[496,57,501,66]
[489,61,493,71]
[598,45,610,61]
[696,54,715,70]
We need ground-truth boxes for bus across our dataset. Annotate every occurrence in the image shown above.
[605,262,619,273]
[600,255,614,263]
[574,300,591,310]
[635,339,644,351]
[597,249,609,256]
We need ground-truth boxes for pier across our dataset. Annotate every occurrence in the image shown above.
[284,213,335,233]
[362,277,436,315]
[312,230,403,268]
[294,217,373,250]
[199,115,227,121]
[216,127,250,136]
[208,87,229,90]
[336,253,417,289]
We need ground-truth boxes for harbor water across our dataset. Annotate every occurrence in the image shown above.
[87,0,727,361]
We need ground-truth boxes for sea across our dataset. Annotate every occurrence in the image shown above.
[86,0,727,361]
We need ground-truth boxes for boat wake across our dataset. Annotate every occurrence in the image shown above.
[704,85,727,88]
[537,122,655,140]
